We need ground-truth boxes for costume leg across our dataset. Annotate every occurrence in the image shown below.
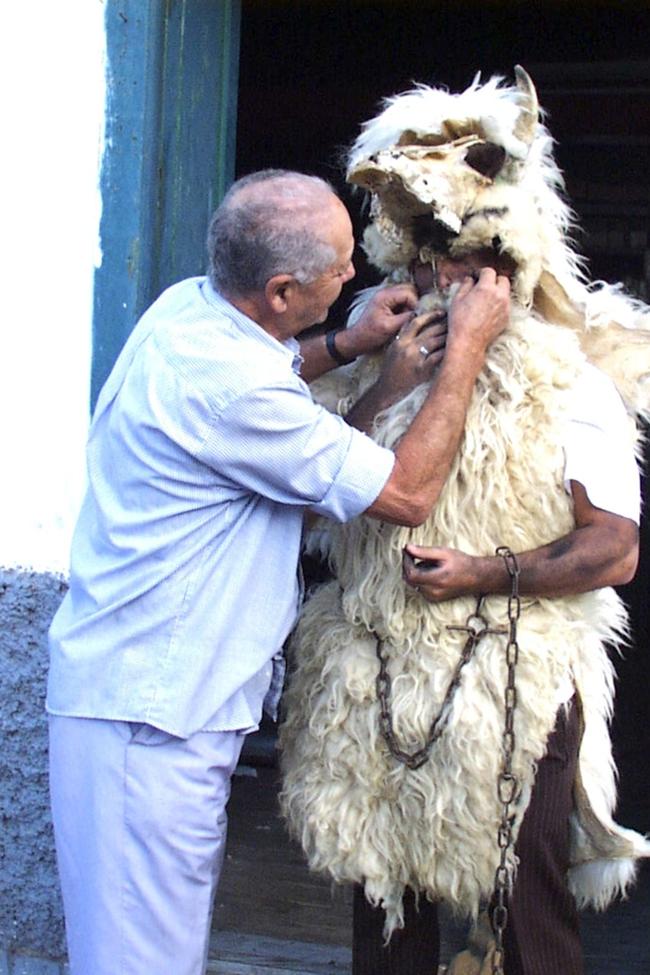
[352,885,440,975]
[501,699,583,975]
[49,715,244,975]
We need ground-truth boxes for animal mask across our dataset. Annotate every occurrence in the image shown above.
[345,66,650,419]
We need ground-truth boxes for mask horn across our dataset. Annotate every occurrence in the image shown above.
[513,65,539,147]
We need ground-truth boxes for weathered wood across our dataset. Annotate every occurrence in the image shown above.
[208,932,350,975]
[92,0,240,408]
[212,767,650,973]
[213,767,352,947]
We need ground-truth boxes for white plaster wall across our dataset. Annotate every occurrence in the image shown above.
[0,2,106,573]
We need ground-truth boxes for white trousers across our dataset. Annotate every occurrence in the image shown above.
[49,715,245,975]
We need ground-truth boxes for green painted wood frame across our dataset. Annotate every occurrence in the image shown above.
[92,0,241,409]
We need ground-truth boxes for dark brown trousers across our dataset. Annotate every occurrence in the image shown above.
[352,701,584,975]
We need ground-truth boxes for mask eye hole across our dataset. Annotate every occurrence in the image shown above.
[465,143,507,179]
[411,213,455,250]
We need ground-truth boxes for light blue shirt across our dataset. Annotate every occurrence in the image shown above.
[47,279,394,737]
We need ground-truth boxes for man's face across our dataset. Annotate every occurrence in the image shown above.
[292,201,356,330]
[412,249,516,297]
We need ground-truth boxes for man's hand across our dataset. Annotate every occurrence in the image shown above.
[402,483,639,601]
[378,309,447,399]
[402,545,482,602]
[299,284,418,382]
[337,283,419,360]
[446,269,511,365]
[346,309,448,433]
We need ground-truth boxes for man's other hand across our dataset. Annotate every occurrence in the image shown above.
[446,269,511,363]
[377,310,448,403]
[402,544,481,602]
[336,284,418,360]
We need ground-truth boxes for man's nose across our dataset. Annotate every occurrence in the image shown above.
[344,262,356,284]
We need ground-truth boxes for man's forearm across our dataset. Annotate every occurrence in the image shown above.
[364,269,511,527]
[403,484,640,601]
[365,339,487,525]
[345,382,396,434]
[298,331,346,383]
[473,522,639,597]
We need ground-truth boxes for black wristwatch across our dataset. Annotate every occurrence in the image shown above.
[325,329,356,366]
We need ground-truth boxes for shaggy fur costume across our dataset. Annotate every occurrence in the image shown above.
[279,68,650,937]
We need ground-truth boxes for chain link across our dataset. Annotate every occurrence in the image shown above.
[491,546,522,975]
[377,605,475,769]
[375,598,507,770]
[373,547,522,974]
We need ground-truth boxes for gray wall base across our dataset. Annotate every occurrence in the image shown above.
[0,951,69,975]
[0,569,68,960]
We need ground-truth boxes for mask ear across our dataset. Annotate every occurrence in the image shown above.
[513,64,539,148]
[533,271,584,331]
[535,270,650,420]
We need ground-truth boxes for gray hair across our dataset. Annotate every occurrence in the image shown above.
[206,170,340,296]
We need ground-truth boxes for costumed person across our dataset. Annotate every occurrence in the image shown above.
[279,67,650,975]
[46,169,510,975]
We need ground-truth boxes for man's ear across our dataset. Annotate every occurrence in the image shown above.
[265,274,297,314]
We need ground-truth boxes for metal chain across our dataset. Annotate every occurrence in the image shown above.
[372,547,522,972]
[375,597,507,770]
[491,546,522,975]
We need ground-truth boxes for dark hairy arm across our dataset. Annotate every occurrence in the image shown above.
[402,481,639,601]
[298,284,418,383]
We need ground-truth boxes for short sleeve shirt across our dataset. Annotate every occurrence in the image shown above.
[47,279,395,738]
[564,364,640,524]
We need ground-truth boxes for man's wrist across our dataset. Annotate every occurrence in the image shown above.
[476,555,512,595]
[443,334,487,375]
[326,328,357,366]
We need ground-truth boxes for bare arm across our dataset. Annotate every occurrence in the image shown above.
[298,284,418,383]
[365,269,511,527]
[402,481,640,601]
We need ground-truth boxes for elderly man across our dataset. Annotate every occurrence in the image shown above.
[47,168,509,975]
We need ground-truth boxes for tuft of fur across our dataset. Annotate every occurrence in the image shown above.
[348,74,538,168]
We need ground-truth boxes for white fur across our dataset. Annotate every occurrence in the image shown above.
[348,76,534,168]
[280,310,649,936]
[569,857,642,911]
[280,69,650,938]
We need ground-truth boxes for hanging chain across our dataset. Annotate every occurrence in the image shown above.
[375,597,507,770]
[491,546,522,975]
[372,547,522,971]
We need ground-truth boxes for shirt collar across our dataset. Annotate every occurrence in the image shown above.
[200,278,303,373]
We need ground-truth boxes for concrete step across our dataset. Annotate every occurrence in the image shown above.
[208,931,350,975]
[206,963,322,975]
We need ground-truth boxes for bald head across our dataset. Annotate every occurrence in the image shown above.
[207,170,344,297]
